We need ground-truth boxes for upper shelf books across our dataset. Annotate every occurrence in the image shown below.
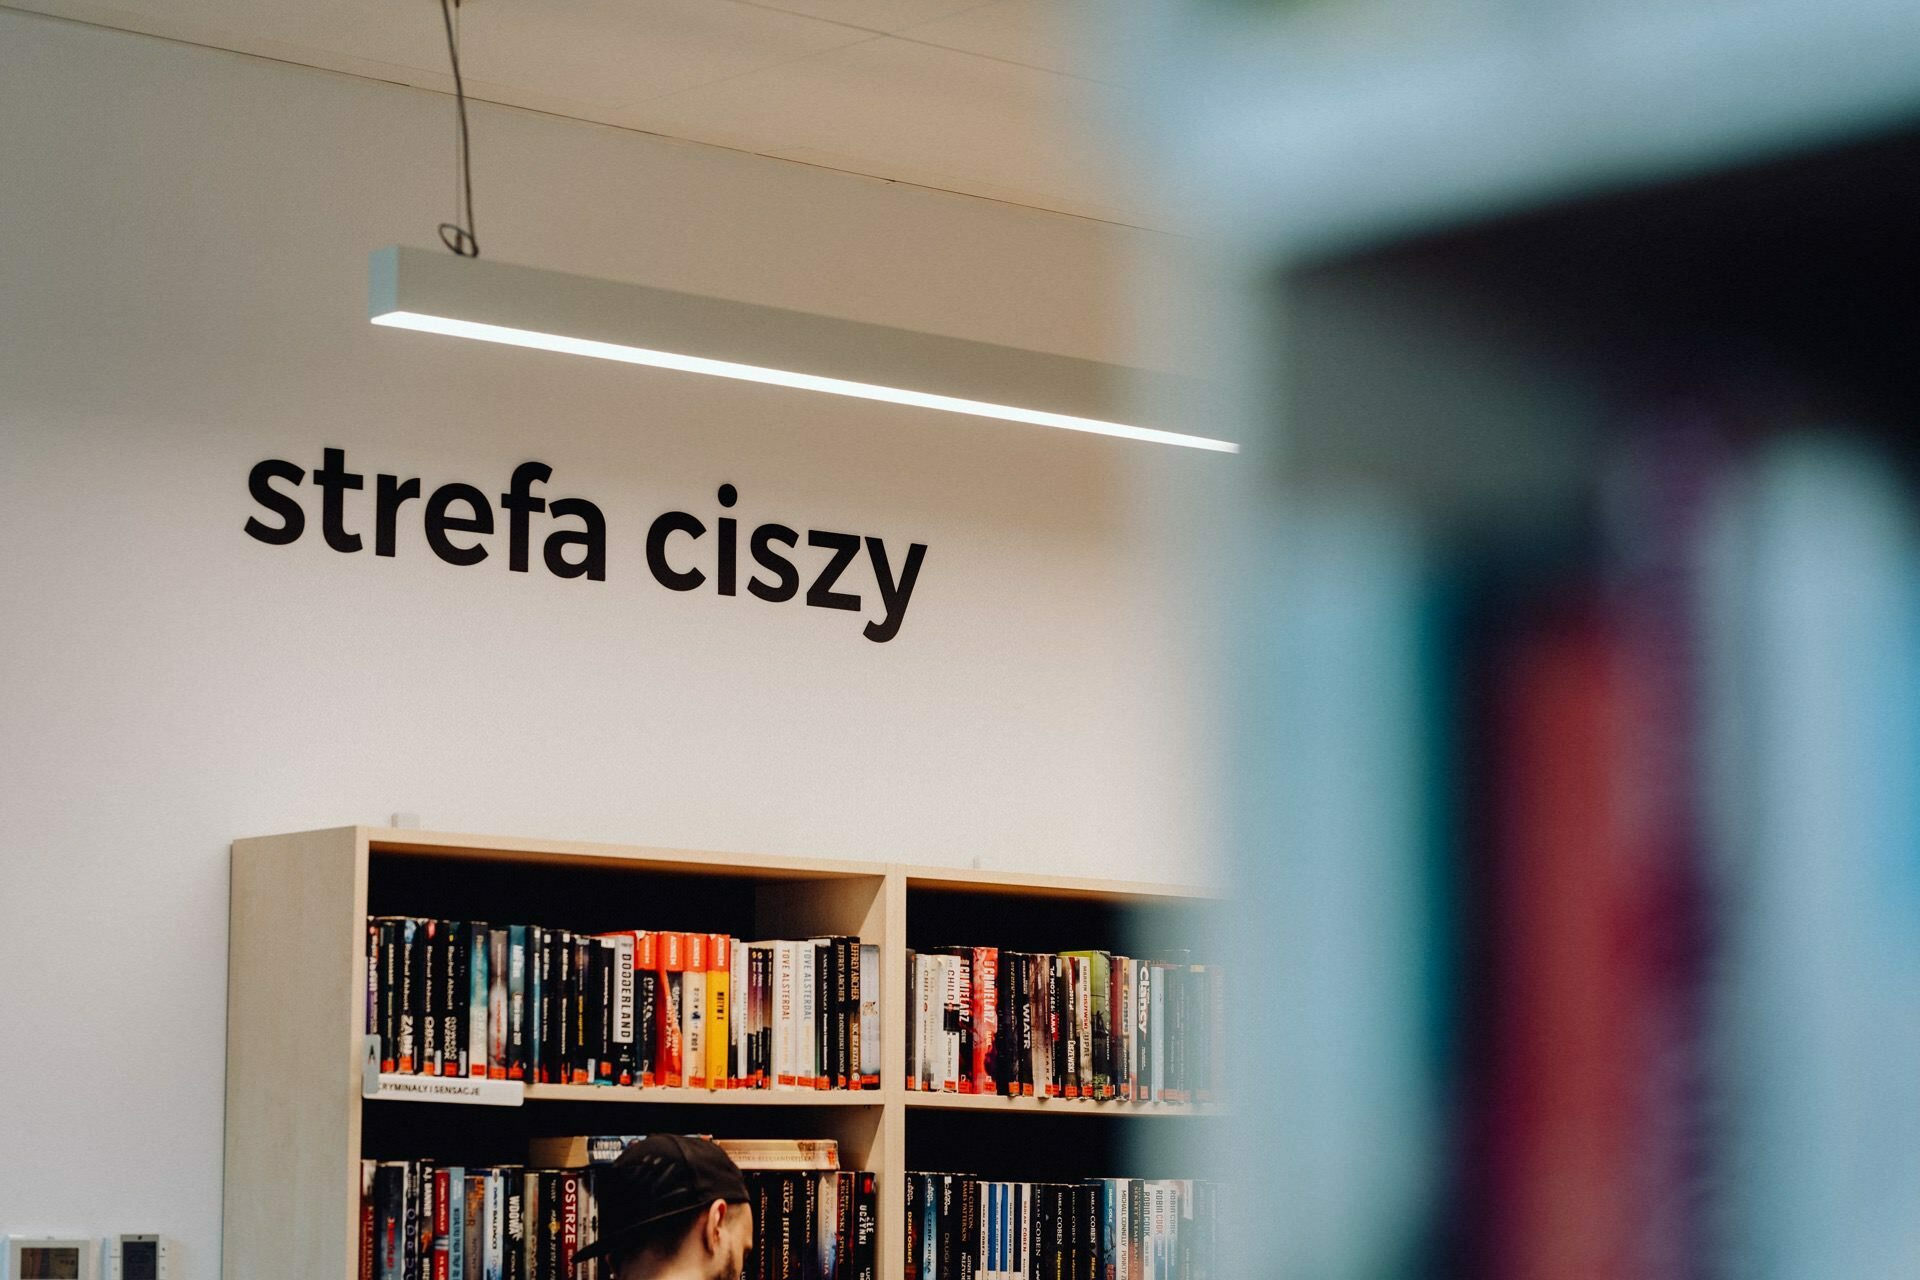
[367,917,880,1092]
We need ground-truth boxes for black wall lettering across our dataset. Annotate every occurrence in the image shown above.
[748,523,800,603]
[544,497,607,581]
[647,510,707,591]
[374,474,422,558]
[314,447,364,553]
[806,530,862,612]
[863,538,927,644]
[501,461,551,573]
[243,458,305,545]
[716,484,739,597]
[424,482,493,566]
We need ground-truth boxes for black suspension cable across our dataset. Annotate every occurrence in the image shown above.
[437,0,479,257]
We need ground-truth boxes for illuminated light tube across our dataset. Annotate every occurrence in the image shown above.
[369,247,1237,453]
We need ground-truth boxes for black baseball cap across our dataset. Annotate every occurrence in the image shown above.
[573,1135,751,1265]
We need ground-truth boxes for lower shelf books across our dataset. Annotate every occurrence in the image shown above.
[905,949,1222,1104]
[365,917,880,1092]
[903,1173,1216,1280]
[362,1139,876,1280]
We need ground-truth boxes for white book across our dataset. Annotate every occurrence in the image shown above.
[1031,957,1052,1099]
[1115,1178,1130,1280]
[609,934,635,1058]
[916,953,938,1090]
[774,941,798,1088]
[467,925,489,1077]
[731,940,747,1085]
[859,943,880,1085]
[482,1169,503,1280]
[942,954,961,1092]
[798,940,818,1087]
[683,963,706,1089]
[1147,965,1165,1103]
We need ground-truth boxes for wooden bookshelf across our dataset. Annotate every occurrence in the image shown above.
[222,826,1218,1280]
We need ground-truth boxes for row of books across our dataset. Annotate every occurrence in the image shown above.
[906,949,1222,1103]
[365,917,880,1090]
[905,1174,1218,1280]
[361,1139,876,1280]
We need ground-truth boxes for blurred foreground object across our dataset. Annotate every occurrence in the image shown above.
[1111,0,1920,1273]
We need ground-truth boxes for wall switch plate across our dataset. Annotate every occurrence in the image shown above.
[4,1237,97,1280]
[105,1237,169,1280]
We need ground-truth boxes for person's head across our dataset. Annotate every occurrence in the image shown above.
[573,1135,754,1280]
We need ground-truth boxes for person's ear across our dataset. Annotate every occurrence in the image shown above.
[705,1198,729,1251]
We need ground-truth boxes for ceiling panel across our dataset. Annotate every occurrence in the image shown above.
[894,0,1078,77]
[5,0,1149,226]
[622,34,1128,220]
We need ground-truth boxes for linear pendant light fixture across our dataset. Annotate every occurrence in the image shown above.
[369,247,1237,452]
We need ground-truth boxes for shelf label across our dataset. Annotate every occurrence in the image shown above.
[362,1036,524,1106]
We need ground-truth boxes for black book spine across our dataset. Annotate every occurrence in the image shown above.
[636,963,658,1086]
[840,935,859,1091]
[904,952,918,1092]
[904,1174,922,1280]
[752,1172,773,1280]
[854,1171,876,1280]
[813,942,830,1093]
[554,932,575,1084]
[572,936,592,1085]
[595,939,614,1084]
[399,919,422,1074]
[542,931,562,1085]
[538,1170,561,1280]
[779,1173,800,1280]
[504,1173,527,1280]
[375,1163,404,1280]
[378,920,401,1073]
[833,1171,852,1280]
[938,1174,957,1280]
[800,1170,821,1280]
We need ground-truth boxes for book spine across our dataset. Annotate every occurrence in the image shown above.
[730,934,747,1089]
[572,935,595,1086]
[504,1174,527,1280]
[943,954,963,1093]
[397,919,419,1074]
[507,926,528,1081]
[854,1171,877,1280]
[423,919,443,1076]
[447,922,470,1080]
[798,940,818,1089]
[774,941,797,1088]
[431,1168,451,1280]
[835,935,854,1090]
[487,929,510,1080]
[858,943,879,1088]
[707,933,731,1090]
[659,932,685,1088]
[360,1160,378,1280]
[684,931,707,1089]
[608,932,636,1086]
[378,920,401,1073]
[558,1173,579,1278]
[468,921,490,1079]
[905,951,920,1090]
[972,947,997,1098]
[591,937,613,1085]
[635,931,658,1087]
[525,927,542,1087]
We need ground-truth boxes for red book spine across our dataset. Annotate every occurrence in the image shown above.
[971,947,997,1096]
[658,932,685,1088]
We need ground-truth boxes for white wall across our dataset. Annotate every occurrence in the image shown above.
[0,11,1226,1267]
